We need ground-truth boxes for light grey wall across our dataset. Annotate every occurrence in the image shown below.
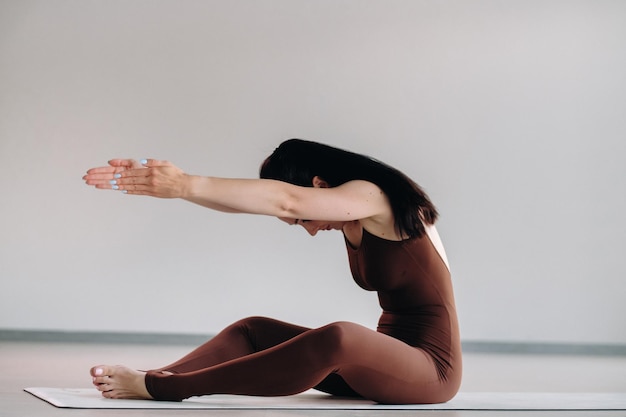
[1,0,624,345]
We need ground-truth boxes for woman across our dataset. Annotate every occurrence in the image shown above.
[82,139,462,404]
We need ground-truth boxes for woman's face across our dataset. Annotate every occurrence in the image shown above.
[279,218,346,236]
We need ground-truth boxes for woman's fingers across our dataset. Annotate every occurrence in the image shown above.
[84,159,148,188]
[108,159,143,169]
[83,174,112,185]
[84,166,116,176]
[83,168,119,187]
[142,159,172,167]
[108,184,149,195]
[116,169,151,179]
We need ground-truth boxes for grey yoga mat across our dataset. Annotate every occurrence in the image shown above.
[24,387,626,410]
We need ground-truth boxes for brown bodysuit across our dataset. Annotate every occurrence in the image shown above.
[144,228,461,404]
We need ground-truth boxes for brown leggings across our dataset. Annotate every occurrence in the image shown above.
[145,316,455,404]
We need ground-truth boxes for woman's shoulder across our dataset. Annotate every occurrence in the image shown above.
[334,179,384,196]
[337,181,399,241]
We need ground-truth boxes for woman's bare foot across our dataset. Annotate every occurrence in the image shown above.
[90,365,153,399]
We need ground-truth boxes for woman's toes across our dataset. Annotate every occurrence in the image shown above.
[102,390,115,398]
[96,384,109,392]
[90,366,103,377]
[90,365,114,377]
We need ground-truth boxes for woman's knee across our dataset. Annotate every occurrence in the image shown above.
[319,321,364,337]
[227,316,310,352]
[230,316,274,330]
[221,316,273,347]
[312,322,363,360]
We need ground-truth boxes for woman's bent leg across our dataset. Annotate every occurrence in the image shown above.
[153,316,311,374]
[145,321,459,404]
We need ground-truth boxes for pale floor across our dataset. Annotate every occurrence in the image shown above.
[1,341,625,417]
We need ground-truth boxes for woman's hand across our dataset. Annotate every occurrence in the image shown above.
[83,159,189,198]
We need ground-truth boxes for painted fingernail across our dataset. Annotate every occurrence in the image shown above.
[112,185,119,190]
[109,180,117,185]
[114,173,121,179]
[140,159,148,165]
[95,368,103,376]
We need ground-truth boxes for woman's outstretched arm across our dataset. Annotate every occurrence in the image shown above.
[83,158,391,222]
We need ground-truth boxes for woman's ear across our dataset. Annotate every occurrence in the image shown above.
[312,176,329,188]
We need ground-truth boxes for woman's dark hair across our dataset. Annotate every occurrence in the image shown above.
[259,139,438,238]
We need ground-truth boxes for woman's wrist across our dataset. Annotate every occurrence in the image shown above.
[181,174,201,200]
